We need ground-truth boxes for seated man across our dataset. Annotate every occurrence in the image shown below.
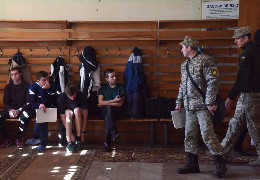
[0,67,32,148]
[98,69,125,152]
[28,71,56,152]
[57,82,88,153]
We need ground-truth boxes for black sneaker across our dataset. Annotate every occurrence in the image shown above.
[66,143,76,153]
[112,133,121,142]
[74,140,82,150]
[103,142,112,152]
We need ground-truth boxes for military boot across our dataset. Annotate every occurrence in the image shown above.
[213,155,227,178]
[177,152,200,174]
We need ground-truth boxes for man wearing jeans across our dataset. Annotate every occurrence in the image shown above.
[98,69,125,152]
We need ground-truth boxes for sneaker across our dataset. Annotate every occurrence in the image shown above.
[103,142,112,152]
[249,157,260,167]
[112,133,121,142]
[66,143,76,153]
[74,140,82,150]
[1,138,12,148]
[15,138,24,148]
[25,138,41,145]
[37,145,46,152]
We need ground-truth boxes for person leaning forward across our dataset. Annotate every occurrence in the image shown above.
[175,36,226,178]
[57,82,88,153]
[221,27,260,167]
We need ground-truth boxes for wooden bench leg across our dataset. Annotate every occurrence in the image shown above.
[163,122,168,148]
[150,121,155,147]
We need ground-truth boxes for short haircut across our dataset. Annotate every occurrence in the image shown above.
[104,69,115,78]
[186,45,198,51]
[10,67,22,73]
[36,71,48,80]
[241,33,251,39]
[65,81,78,96]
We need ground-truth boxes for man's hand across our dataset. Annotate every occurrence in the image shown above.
[42,81,51,89]
[39,104,46,113]
[175,105,182,113]
[9,109,19,118]
[225,98,232,111]
[114,95,123,102]
[207,105,217,115]
[97,103,103,108]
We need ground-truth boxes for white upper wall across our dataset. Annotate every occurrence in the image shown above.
[0,0,234,21]
[0,0,203,20]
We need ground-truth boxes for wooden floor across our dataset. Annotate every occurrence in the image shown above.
[0,144,259,180]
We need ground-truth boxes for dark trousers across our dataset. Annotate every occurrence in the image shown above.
[100,106,121,147]
[234,125,248,151]
[34,122,48,146]
[0,110,32,139]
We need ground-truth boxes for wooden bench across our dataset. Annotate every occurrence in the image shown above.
[4,116,158,147]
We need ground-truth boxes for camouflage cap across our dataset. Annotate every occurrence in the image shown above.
[179,36,199,47]
[232,26,251,39]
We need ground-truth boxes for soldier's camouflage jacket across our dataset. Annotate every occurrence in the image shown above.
[176,52,219,111]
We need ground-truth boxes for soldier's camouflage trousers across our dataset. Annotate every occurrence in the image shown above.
[185,109,223,155]
[221,92,260,157]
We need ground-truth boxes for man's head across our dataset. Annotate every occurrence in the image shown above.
[179,36,199,58]
[104,69,117,86]
[65,81,78,100]
[10,67,22,84]
[254,29,260,45]
[232,26,251,48]
[36,71,49,88]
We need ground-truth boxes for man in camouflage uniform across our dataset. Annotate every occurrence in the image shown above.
[176,36,226,178]
[221,27,260,167]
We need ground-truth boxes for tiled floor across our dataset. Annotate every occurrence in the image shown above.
[85,162,260,180]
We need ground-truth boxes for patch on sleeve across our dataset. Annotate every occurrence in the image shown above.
[241,56,246,60]
[211,66,219,76]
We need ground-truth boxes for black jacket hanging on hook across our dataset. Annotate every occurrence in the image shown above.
[124,47,149,118]
[79,46,100,98]
[8,51,32,84]
[49,56,69,95]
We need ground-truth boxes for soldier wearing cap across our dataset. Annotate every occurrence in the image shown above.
[175,36,226,177]
[221,27,260,167]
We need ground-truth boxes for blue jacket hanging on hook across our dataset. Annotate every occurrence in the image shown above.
[49,56,69,95]
[8,51,32,84]
[124,47,149,118]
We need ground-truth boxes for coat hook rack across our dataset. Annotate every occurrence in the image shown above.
[29,47,32,56]
[76,47,79,57]
[106,47,108,56]
[166,48,170,56]
[17,47,20,52]
[210,46,213,56]
[118,47,121,56]
[0,48,3,56]
[47,47,50,56]
[59,47,62,56]
[229,45,232,55]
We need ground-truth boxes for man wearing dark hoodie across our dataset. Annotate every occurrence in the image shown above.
[221,27,260,167]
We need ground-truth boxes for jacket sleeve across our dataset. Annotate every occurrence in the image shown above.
[3,84,11,111]
[176,65,184,105]
[29,84,40,109]
[19,83,30,112]
[228,54,251,100]
[203,58,219,105]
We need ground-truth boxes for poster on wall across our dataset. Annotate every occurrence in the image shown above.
[203,0,239,19]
